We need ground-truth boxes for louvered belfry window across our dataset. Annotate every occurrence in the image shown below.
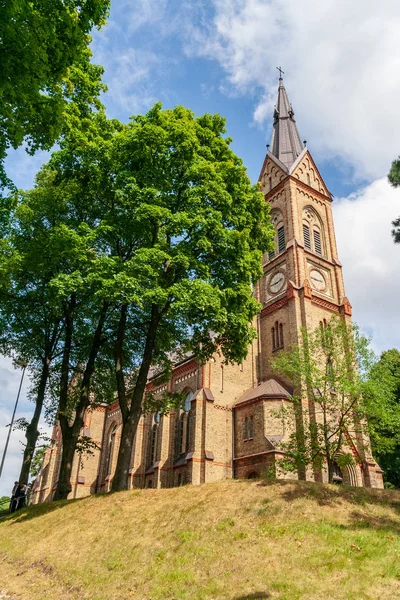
[277,226,286,253]
[268,247,275,261]
[314,229,322,255]
[303,224,312,250]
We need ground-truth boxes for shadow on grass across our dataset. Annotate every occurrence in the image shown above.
[347,510,400,535]
[258,479,400,510]
[233,593,270,599]
[0,495,89,525]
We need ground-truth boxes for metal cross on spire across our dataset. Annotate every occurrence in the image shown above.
[276,66,284,78]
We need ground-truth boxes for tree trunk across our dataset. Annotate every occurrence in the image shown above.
[55,301,108,501]
[19,358,50,483]
[53,427,79,501]
[112,304,160,492]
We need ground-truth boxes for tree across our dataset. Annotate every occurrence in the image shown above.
[30,445,49,479]
[272,317,377,483]
[388,157,400,243]
[0,0,109,188]
[106,105,274,491]
[363,348,400,488]
[47,103,275,492]
[0,211,65,483]
[5,104,274,498]
[4,153,117,500]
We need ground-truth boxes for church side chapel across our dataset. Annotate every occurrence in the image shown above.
[31,76,383,504]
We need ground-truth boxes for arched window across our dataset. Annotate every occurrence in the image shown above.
[272,321,284,351]
[303,207,325,256]
[332,462,343,484]
[106,424,117,477]
[147,414,161,468]
[175,391,193,459]
[247,471,259,479]
[150,424,157,466]
[269,210,286,260]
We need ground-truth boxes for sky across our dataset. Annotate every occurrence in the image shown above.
[1,0,400,496]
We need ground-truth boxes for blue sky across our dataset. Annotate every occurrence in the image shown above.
[1,0,400,495]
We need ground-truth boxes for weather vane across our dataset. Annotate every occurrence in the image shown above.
[276,66,284,78]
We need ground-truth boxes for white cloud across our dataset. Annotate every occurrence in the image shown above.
[333,178,400,354]
[94,44,161,115]
[185,0,400,180]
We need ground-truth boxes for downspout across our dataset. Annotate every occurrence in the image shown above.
[232,407,236,479]
[95,407,108,494]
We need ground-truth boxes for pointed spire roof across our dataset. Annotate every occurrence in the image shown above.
[270,75,303,169]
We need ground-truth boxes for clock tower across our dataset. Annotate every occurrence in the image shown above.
[254,75,382,487]
[256,74,351,381]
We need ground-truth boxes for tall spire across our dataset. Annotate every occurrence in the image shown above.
[270,74,303,169]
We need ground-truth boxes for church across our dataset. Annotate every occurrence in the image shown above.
[31,76,383,504]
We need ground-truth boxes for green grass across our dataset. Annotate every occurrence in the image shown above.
[0,480,400,599]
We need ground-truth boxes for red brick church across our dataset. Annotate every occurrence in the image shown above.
[31,76,383,503]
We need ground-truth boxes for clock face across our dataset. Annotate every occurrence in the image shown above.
[268,271,285,295]
[309,269,326,292]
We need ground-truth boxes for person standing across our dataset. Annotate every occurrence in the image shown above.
[9,481,19,513]
[16,482,27,510]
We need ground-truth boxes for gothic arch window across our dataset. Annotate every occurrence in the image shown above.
[147,413,161,468]
[272,321,284,351]
[302,206,325,256]
[268,209,286,260]
[175,390,193,459]
[105,423,118,477]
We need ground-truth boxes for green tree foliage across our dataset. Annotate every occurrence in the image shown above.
[272,317,377,483]
[27,104,274,494]
[0,0,109,188]
[0,199,66,482]
[388,156,400,243]
[30,445,49,479]
[2,104,274,498]
[363,349,400,488]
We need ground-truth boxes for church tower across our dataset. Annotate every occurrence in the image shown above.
[257,74,351,380]
[254,74,382,487]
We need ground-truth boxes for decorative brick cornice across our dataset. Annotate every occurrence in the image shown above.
[311,296,340,313]
[291,177,331,203]
[264,181,286,202]
[260,296,288,317]
[213,404,233,412]
[172,358,197,377]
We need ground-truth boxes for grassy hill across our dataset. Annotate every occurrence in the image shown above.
[0,480,400,600]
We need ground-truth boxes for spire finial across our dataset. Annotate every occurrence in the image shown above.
[276,66,284,79]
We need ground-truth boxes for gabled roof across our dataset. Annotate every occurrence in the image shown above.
[234,378,292,406]
[270,76,304,169]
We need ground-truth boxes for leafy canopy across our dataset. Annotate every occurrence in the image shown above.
[272,317,377,482]
[0,0,110,188]
[363,348,400,488]
[388,156,400,243]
